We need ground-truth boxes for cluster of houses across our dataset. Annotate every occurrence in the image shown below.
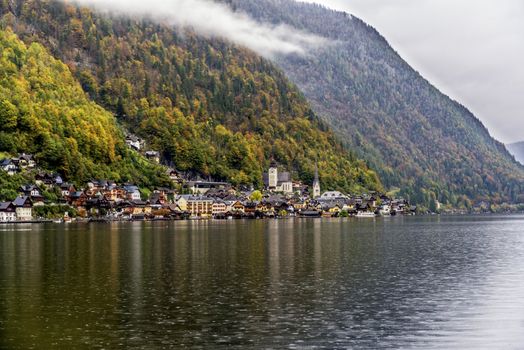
[0,196,33,222]
[0,183,413,223]
[0,179,413,224]
[0,152,414,223]
[0,154,36,175]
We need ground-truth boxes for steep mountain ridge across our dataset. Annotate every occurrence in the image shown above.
[227,0,524,205]
[0,0,381,193]
[507,142,524,165]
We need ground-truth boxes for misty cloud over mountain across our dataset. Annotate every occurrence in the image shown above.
[65,0,325,57]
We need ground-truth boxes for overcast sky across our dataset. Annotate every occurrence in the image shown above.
[301,0,524,144]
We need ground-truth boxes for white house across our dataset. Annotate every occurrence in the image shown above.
[0,159,18,176]
[60,183,76,198]
[13,196,33,221]
[0,202,17,222]
[126,135,143,151]
[16,154,36,169]
[320,191,349,200]
[19,185,45,206]
[212,201,228,216]
[124,185,142,201]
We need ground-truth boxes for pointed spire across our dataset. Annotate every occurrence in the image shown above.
[312,159,321,199]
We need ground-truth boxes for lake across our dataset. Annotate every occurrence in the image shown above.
[1,216,524,349]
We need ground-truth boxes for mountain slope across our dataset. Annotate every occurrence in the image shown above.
[228,0,524,205]
[0,28,169,190]
[0,0,381,192]
[507,142,524,165]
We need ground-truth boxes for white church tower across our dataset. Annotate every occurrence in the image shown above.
[268,160,278,189]
[312,164,321,198]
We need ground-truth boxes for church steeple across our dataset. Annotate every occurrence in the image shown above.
[312,163,321,198]
[268,159,278,189]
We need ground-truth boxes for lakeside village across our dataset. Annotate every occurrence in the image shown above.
[3,137,523,223]
[0,147,419,223]
[4,138,522,223]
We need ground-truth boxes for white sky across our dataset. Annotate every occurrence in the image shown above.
[301,0,524,144]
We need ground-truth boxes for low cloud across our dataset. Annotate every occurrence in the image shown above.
[66,0,325,58]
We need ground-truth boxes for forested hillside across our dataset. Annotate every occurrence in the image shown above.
[228,0,524,206]
[0,28,169,190]
[0,0,381,192]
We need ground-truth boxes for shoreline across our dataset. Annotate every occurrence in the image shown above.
[1,212,523,225]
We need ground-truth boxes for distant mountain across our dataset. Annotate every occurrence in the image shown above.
[507,142,524,165]
[0,0,381,193]
[228,0,524,205]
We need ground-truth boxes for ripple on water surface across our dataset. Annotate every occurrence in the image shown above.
[0,216,524,349]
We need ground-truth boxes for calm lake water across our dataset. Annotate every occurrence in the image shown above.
[1,216,524,349]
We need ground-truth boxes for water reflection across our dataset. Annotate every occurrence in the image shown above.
[1,216,524,348]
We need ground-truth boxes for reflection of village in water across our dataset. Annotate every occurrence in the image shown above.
[0,219,372,294]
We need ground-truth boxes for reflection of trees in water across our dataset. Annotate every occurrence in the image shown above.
[1,218,522,348]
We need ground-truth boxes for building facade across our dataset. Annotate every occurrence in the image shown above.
[264,161,293,194]
[187,197,214,217]
[0,202,16,222]
[13,196,33,221]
